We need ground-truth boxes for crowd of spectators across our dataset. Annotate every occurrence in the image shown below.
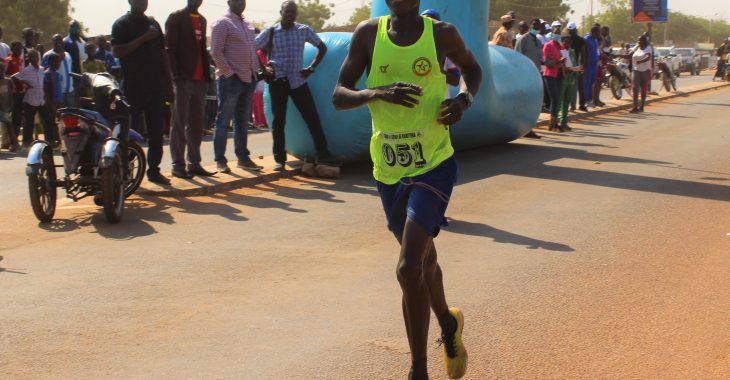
[0,0,338,186]
[501,12,645,135]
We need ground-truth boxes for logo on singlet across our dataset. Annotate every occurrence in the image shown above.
[380,65,389,73]
[412,57,432,77]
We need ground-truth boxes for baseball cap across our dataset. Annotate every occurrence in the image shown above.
[551,20,562,28]
[421,9,441,21]
[567,22,578,30]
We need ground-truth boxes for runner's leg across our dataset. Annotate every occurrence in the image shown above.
[398,218,435,379]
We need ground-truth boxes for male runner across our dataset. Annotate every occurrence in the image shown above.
[332,1,482,379]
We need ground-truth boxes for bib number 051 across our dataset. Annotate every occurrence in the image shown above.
[382,142,427,168]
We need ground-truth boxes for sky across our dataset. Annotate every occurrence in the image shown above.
[72,0,729,37]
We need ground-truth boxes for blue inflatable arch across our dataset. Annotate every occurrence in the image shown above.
[264,0,542,163]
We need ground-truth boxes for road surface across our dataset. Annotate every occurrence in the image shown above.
[1,85,729,379]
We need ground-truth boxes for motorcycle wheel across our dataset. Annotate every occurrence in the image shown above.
[662,73,672,92]
[28,147,57,223]
[101,147,125,224]
[124,142,146,198]
[609,76,623,100]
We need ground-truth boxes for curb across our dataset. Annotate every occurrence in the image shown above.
[535,82,730,128]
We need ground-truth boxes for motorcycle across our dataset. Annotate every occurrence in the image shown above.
[26,72,146,224]
[656,56,678,92]
[606,57,633,100]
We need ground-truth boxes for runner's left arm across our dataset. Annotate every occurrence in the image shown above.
[437,23,482,125]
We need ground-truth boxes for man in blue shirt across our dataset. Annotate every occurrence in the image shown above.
[255,1,339,171]
[94,35,117,73]
[583,24,600,107]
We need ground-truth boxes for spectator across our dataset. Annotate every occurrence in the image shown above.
[566,22,587,111]
[592,25,612,107]
[0,62,17,151]
[583,24,601,108]
[210,0,263,174]
[43,53,64,122]
[628,35,652,113]
[64,20,87,74]
[22,28,34,65]
[515,21,529,40]
[558,33,582,132]
[0,27,10,59]
[491,14,515,48]
[82,43,106,74]
[112,0,175,185]
[714,38,729,81]
[165,0,216,178]
[542,24,565,132]
[95,36,117,72]
[11,49,56,147]
[253,29,269,130]
[515,18,545,139]
[4,42,24,142]
[42,35,75,107]
[537,20,549,45]
[255,0,339,171]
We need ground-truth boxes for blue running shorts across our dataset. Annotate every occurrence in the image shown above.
[376,156,458,239]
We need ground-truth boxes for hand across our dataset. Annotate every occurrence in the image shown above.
[300,66,314,79]
[438,97,466,125]
[143,26,160,42]
[375,82,423,108]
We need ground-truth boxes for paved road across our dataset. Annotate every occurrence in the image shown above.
[1,85,729,379]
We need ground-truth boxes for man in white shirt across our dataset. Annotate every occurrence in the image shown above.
[11,49,56,147]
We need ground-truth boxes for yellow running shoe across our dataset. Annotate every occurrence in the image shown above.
[441,307,467,379]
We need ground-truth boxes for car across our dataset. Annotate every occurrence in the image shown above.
[675,47,701,75]
[653,46,682,77]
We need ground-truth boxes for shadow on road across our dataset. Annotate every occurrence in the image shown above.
[454,143,730,203]
[443,219,575,252]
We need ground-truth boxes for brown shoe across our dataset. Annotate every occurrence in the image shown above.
[237,159,263,172]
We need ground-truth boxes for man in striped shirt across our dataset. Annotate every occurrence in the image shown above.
[210,0,262,174]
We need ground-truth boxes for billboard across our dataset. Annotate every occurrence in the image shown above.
[632,0,668,23]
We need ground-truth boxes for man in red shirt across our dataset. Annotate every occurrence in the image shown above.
[165,0,215,178]
[4,42,25,142]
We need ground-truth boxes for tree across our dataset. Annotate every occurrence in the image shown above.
[347,2,372,26]
[297,0,335,32]
[0,0,71,42]
[595,0,730,46]
[490,0,572,23]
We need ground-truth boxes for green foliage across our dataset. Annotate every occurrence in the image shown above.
[595,0,730,47]
[348,2,372,26]
[490,0,572,23]
[297,0,335,32]
[0,0,71,42]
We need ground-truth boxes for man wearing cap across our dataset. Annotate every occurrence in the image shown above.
[515,18,545,139]
[567,21,588,111]
[537,21,549,45]
[491,14,515,49]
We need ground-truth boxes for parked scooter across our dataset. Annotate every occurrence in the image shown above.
[606,57,633,100]
[26,72,146,224]
[656,56,678,92]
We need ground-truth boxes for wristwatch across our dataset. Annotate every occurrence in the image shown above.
[456,91,474,109]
